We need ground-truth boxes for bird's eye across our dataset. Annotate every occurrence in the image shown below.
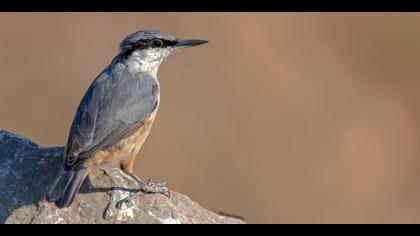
[152,39,163,47]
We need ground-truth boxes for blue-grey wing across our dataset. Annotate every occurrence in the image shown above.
[65,69,159,167]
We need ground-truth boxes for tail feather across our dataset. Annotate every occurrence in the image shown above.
[45,168,74,202]
[45,167,88,208]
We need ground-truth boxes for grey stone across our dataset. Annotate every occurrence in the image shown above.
[0,130,244,224]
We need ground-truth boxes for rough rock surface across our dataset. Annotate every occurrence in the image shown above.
[0,130,244,224]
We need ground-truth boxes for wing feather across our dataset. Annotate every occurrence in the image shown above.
[65,68,159,167]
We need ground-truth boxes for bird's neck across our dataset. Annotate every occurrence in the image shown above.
[117,51,164,78]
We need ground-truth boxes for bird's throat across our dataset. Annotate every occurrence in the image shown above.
[124,55,161,78]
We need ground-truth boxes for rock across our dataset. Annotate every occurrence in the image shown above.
[0,130,245,224]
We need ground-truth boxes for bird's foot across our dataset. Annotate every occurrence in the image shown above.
[116,175,170,209]
[129,174,170,196]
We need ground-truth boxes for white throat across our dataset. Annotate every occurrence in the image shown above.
[123,49,169,78]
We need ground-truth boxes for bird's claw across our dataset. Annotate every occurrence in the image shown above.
[138,180,169,196]
[116,176,170,209]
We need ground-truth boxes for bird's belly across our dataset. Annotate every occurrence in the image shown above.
[87,106,159,169]
[113,110,158,156]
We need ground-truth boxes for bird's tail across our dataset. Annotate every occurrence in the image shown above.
[45,166,88,208]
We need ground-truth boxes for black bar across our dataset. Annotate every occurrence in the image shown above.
[0,0,418,12]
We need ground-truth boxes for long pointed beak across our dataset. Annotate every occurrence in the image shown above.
[174,39,208,49]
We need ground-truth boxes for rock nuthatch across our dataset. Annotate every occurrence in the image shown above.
[46,29,208,208]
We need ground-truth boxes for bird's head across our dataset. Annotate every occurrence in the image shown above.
[118,29,208,72]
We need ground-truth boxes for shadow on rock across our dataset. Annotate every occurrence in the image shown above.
[0,130,245,224]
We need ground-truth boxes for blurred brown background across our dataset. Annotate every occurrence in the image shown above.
[1,13,420,223]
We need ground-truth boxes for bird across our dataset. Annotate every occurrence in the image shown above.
[45,29,208,208]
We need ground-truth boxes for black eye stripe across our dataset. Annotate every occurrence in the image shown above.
[122,38,178,59]
[129,39,178,49]
[152,39,163,47]
[161,39,178,47]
